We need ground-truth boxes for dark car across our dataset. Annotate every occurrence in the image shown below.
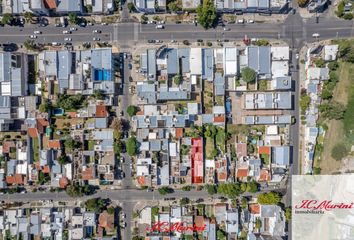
[147,39,156,43]
[128,64,132,70]
[3,43,18,52]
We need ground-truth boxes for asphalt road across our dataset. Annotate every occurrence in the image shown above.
[0,14,353,46]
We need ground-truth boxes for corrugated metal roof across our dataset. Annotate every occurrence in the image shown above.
[167,49,178,75]
[202,48,214,81]
[56,0,83,12]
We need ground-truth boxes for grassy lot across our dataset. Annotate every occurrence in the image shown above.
[33,137,40,162]
[203,81,214,114]
[205,137,215,159]
[319,62,354,173]
[88,140,95,151]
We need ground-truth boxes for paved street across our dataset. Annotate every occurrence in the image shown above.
[0,14,352,46]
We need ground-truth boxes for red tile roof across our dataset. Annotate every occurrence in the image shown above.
[99,211,114,230]
[237,143,247,158]
[2,141,15,153]
[82,167,94,180]
[236,168,248,178]
[213,115,225,123]
[137,176,145,185]
[59,177,69,188]
[249,204,260,214]
[195,216,205,228]
[48,140,61,149]
[44,0,57,9]
[136,111,144,116]
[96,105,107,118]
[191,138,203,184]
[259,146,271,155]
[66,112,77,118]
[175,128,184,139]
[37,118,49,134]
[42,166,50,174]
[6,174,24,185]
[28,128,39,138]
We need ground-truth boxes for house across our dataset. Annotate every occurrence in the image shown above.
[246,46,271,79]
[89,0,114,14]
[244,92,292,110]
[56,0,83,13]
[225,209,239,236]
[191,138,203,184]
[259,205,285,237]
[272,146,290,167]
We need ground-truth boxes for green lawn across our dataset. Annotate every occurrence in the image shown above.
[33,137,40,162]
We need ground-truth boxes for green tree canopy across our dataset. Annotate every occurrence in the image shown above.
[257,191,282,205]
[127,105,138,117]
[85,198,106,213]
[1,13,14,25]
[126,137,138,156]
[196,0,217,29]
[331,143,348,161]
[217,183,242,198]
[241,67,257,83]
[68,12,78,24]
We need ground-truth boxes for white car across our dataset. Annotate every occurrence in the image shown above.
[101,22,108,25]
[237,19,245,24]
[64,37,72,41]
[312,33,320,38]
[248,19,254,23]
[156,24,164,29]
[92,30,101,33]
[155,40,163,43]
[62,30,71,34]
[223,27,230,31]
[93,37,100,41]
[52,42,61,46]
[69,27,77,31]
[296,53,299,59]
[29,35,37,39]
[34,30,42,34]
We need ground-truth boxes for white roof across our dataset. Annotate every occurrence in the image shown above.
[190,48,202,75]
[139,207,152,224]
[137,165,149,176]
[1,82,11,96]
[205,159,215,168]
[169,142,177,157]
[140,142,150,151]
[148,132,157,140]
[271,46,290,61]
[16,162,27,175]
[271,61,289,78]
[324,45,338,61]
[266,125,278,135]
[188,102,199,115]
[224,48,238,75]
[137,158,152,165]
[144,105,158,115]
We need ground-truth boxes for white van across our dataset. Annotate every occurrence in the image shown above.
[156,24,164,29]
[237,19,244,24]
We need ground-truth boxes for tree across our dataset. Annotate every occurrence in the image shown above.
[241,197,248,209]
[180,197,190,205]
[68,12,78,24]
[319,101,346,120]
[173,74,182,85]
[158,186,173,195]
[205,184,217,195]
[285,207,291,222]
[107,207,115,215]
[126,137,138,156]
[216,229,226,240]
[217,183,242,198]
[64,137,81,151]
[24,12,34,22]
[257,192,281,205]
[255,218,262,229]
[58,154,68,165]
[168,1,181,12]
[300,94,311,114]
[57,94,83,110]
[1,13,13,25]
[246,181,259,193]
[338,40,351,57]
[328,61,339,71]
[127,2,136,12]
[85,198,106,213]
[247,144,255,154]
[85,4,93,13]
[24,40,36,50]
[66,184,83,197]
[241,67,257,83]
[331,143,348,161]
[255,39,269,46]
[343,13,353,20]
[39,99,50,113]
[141,15,148,22]
[127,105,138,117]
[314,58,325,67]
[336,0,345,17]
[182,185,191,191]
[196,0,217,29]
[93,89,104,100]
[297,0,309,7]
[321,88,333,100]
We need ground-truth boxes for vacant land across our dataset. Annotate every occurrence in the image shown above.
[320,62,354,173]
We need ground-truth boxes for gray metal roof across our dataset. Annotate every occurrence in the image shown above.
[56,0,83,12]
[247,0,258,7]
[91,48,112,70]
[166,49,179,75]
[92,0,103,12]
[58,51,71,81]
[274,76,291,90]
[214,73,225,96]
[0,53,11,82]
[158,91,188,100]
[178,48,190,73]
[247,46,271,75]
[147,49,156,81]
[140,53,148,71]
[202,48,214,81]
[258,0,270,8]
[272,146,290,165]
[0,96,10,108]
[95,118,108,128]
[11,68,24,96]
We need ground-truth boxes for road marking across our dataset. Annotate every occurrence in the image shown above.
[113,25,118,42]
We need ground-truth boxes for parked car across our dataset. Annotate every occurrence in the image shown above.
[156,24,164,29]
[62,30,71,34]
[64,37,72,41]
[29,35,37,39]
[34,30,42,34]
[69,27,77,31]
[93,37,100,41]
[93,29,101,33]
